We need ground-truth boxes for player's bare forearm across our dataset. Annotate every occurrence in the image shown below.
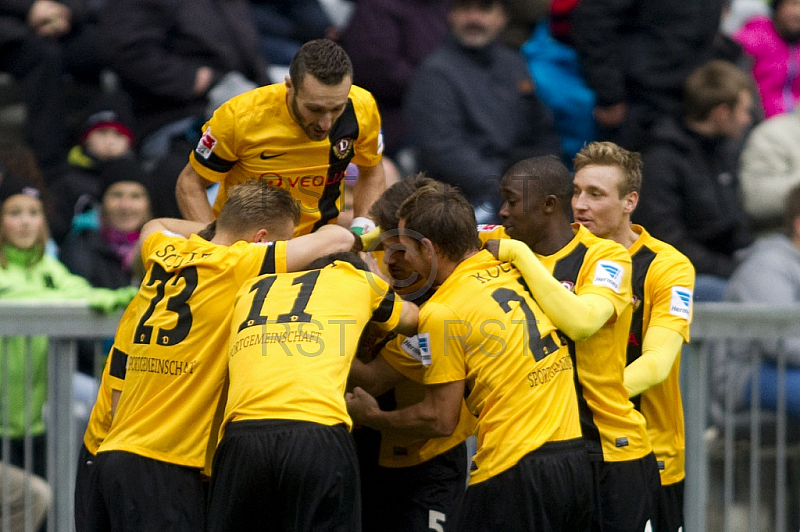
[346,381,463,438]
[176,163,216,222]
[348,356,405,397]
[352,162,386,218]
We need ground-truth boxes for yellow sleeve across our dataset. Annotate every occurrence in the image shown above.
[188,102,239,182]
[351,87,384,167]
[646,253,695,342]
[368,272,403,333]
[499,239,615,341]
[380,334,428,383]
[624,326,685,397]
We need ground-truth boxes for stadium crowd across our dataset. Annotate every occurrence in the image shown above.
[1,0,800,530]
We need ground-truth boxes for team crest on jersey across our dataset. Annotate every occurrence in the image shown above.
[401,333,432,366]
[593,260,623,293]
[196,128,217,159]
[631,294,642,312]
[333,137,353,159]
[669,286,692,320]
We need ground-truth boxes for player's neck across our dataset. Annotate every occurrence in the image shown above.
[610,221,639,249]
[436,249,479,285]
[527,221,574,256]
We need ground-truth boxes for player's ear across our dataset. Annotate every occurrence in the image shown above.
[420,237,436,259]
[285,76,293,93]
[253,228,270,243]
[623,191,638,215]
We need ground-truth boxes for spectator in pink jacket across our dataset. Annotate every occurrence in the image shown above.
[735,0,800,118]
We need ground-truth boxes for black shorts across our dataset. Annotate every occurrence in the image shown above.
[456,439,592,532]
[206,419,361,532]
[655,480,684,532]
[85,450,206,532]
[366,441,467,532]
[74,444,101,531]
[590,452,660,532]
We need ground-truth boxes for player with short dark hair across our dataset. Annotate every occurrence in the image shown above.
[490,155,660,532]
[177,39,386,237]
[348,181,592,532]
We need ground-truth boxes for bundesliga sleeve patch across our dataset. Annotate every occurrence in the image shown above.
[669,286,693,320]
[195,128,217,159]
[592,260,623,293]
[400,333,432,366]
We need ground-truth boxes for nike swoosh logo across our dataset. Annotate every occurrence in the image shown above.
[260,152,286,160]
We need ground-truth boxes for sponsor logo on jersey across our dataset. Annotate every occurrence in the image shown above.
[332,137,353,159]
[195,128,217,159]
[593,260,623,292]
[669,286,692,320]
[401,333,432,366]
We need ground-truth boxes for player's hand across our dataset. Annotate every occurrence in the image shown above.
[345,387,379,425]
[483,239,500,259]
[28,0,71,37]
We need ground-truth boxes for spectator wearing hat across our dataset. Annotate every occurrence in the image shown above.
[61,158,151,289]
[735,0,800,118]
[0,173,136,477]
[48,107,139,242]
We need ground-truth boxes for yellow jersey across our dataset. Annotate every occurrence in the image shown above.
[222,260,402,432]
[537,224,650,462]
[190,83,383,235]
[627,225,694,484]
[98,231,286,473]
[385,250,582,485]
[82,301,138,455]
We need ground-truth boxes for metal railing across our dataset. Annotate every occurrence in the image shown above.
[684,302,800,532]
[1,300,800,530]
[0,301,121,532]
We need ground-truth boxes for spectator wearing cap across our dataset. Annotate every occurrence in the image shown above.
[0,173,136,476]
[60,158,151,289]
[735,0,800,118]
[48,107,139,242]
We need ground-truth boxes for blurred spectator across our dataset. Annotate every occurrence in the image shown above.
[522,14,596,165]
[573,0,726,151]
[0,0,75,173]
[739,105,800,232]
[48,101,139,242]
[97,0,270,165]
[0,174,135,476]
[250,0,337,65]
[719,183,800,419]
[0,462,51,532]
[734,0,800,118]
[635,60,754,301]
[502,0,549,49]
[339,0,449,156]
[405,0,559,223]
[61,158,151,288]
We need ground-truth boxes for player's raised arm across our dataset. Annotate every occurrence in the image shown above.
[176,163,215,223]
[491,238,617,341]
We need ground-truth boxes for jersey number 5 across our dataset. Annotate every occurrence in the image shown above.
[134,264,198,345]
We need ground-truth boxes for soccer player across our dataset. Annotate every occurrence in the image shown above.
[347,182,591,531]
[490,155,659,532]
[176,39,386,236]
[572,141,695,532]
[205,252,417,530]
[349,174,477,532]
[89,181,359,531]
